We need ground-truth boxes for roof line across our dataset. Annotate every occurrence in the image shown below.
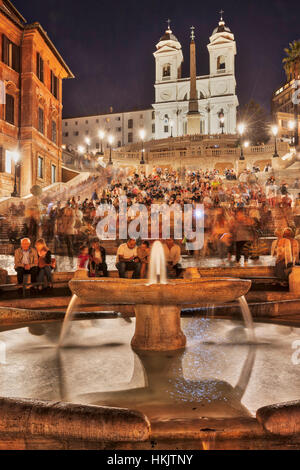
[25,22,74,78]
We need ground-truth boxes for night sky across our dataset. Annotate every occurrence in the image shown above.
[12,0,300,118]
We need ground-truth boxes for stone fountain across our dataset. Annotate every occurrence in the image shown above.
[66,241,252,351]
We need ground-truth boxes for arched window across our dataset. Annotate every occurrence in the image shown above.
[217,55,226,71]
[162,64,171,78]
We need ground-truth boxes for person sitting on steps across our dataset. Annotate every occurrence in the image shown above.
[14,238,38,296]
[116,238,141,279]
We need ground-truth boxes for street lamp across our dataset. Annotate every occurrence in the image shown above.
[170,120,174,137]
[11,150,20,197]
[108,135,114,165]
[139,129,146,164]
[98,130,105,154]
[85,136,91,154]
[218,109,225,134]
[288,120,295,145]
[238,123,246,160]
[272,125,279,157]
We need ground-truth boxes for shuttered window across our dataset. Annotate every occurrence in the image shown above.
[5,94,14,125]
[2,35,20,72]
[51,120,57,144]
[36,52,44,82]
[50,71,58,99]
[38,107,44,134]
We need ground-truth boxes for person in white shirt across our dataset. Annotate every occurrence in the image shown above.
[163,239,182,278]
[116,239,141,278]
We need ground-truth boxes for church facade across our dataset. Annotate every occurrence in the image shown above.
[153,15,238,140]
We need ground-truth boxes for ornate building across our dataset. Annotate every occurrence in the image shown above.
[153,14,238,139]
[0,0,73,197]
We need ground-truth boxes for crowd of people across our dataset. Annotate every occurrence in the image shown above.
[5,165,300,293]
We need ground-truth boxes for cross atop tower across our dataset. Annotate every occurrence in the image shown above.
[167,19,171,31]
[219,9,224,21]
[190,26,195,41]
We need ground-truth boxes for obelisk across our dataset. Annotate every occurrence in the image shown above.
[187,26,201,135]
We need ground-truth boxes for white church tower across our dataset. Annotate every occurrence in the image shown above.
[152,13,239,139]
[153,21,184,138]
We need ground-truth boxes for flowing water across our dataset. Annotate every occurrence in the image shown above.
[1,317,299,421]
[147,240,167,285]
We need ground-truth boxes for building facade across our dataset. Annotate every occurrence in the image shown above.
[272,79,300,142]
[62,14,239,155]
[0,0,73,197]
[153,16,238,139]
[62,108,155,154]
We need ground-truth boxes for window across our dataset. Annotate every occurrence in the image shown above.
[75,121,78,125]
[152,111,155,120]
[152,123,155,134]
[85,120,88,124]
[116,127,121,132]
[2,35,20,72]
[117,141,121,147]
[5,150,13,174]
[96,119,99,123]
[51,120,57,144]
[217,55,226,72]
[50,71,58,99]
[164,125,169,133]
[128,119,133,129]
[95,143,99,149]
[51,164,56,183]
[140,114,143,119]
[36,53,44,82]
[5,94,14,125]
[38,107,44,134]
[163,64,171,78]
[64,132,69,137]
[65,122,68,126]
[38,156,43,179]
[128,132,133,143]
[74,131,79,136]
[116,116,121,121]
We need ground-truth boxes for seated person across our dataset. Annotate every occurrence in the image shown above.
[14,238,38,294]
[77,245,90,270]
[163,239,182,278]
[137,240,150,278]
[271,227,299,279]
[116,238,141,279]
[35,239,53,290]
[88,239,108,277]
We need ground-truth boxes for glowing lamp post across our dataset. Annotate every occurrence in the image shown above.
[11,150,20,197]
[219,109,225,134]
[272,125,279,157]
[98,130,105,154]
[85,137,91,154]
[288,120,295,145]
[108,135,114,165]
[139,129,146,164]
[238,123,246,160]
[170,120,174,138]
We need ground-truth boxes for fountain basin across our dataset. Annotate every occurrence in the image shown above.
[69,278,251,306]
[69,278,251,351]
